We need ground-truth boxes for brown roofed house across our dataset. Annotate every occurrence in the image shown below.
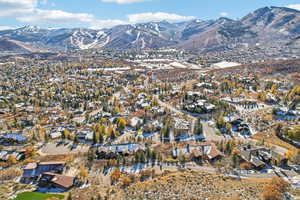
[38,172,77,191]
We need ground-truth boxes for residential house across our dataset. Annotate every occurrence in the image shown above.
[38,172,77,192]
[222,97,258,109]
[22,161,65,183]
[97,143,144,159]
[50,132,62,139]
[0,149,25,161]
[238,145,272,169]
[0,133,27,145]
[130,117,143,129]
[174,118,190,141]
[172,142,222,163]
[76,129,94,142]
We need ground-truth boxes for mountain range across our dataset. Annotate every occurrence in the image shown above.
[0,6,299,53]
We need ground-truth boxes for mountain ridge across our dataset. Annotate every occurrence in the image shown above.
[0,6,299,53]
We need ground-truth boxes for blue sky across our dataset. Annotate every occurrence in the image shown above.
[0,0,300,29]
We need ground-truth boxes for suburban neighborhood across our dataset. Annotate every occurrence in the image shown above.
[0,47,299,200]
[0,3,300,200]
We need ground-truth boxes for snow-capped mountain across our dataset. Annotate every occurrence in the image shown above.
[0,6,299,53]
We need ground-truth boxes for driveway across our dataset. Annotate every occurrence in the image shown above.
[155,95,223,142]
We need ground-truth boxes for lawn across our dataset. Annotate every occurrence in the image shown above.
[14,192,64,200]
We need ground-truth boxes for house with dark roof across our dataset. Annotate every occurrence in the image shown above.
[38,172,78,192]
[238,145,272,169]
[172,142,223,163]
[22,161,65,183]
[21,161,79,192]
[0,133,27,145]
[0,149,25,161]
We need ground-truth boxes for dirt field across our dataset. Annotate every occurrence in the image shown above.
[71,170,281,200]
[38,142,89,156]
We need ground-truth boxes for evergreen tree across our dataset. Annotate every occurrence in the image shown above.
[61,131,66,140]
[231,153,238,168]
[88,149,95,162]
[32,132,37,141]
[67,193,72,200]
[93,131,99,144]
[225,141,233,154]
[74,135,79,144]
[151,150,157,161]
[140,151,146,163]
[195,120,203,135]
[44,133,49,143]
[99,134,104,144]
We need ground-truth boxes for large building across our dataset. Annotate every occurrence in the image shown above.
[211,61,241,69]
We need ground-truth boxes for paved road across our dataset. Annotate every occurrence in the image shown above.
[155,95,224,142]
[154,95,290,154]
[127,77,290,158]
[202,121,224,142]
[154,95,196,137]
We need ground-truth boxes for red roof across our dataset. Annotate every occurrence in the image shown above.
[44,172,75,189]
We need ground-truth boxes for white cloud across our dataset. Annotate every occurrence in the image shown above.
[101,0,152,4]
[16,8,128,28]
[19,10,196,28]
[0,0,37,17]
[17,9,95,25]
[219,12,229,17]
[90,19,128,29]
[91,12,195,28]
[286,4,300,11]
[0,0,37,9]
[0,26,13,30]
[0,0,195,28]
[127,12,196,23]
[91,12,195,29]
[0,0,126,28]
